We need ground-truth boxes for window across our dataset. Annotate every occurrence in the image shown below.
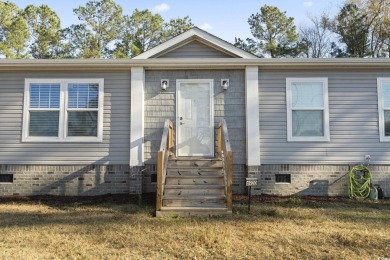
[286,78,329,142]
[23,79,104,142]
[28,83,60,137]
[377,78,390,142]
[150,173,157,183]
[0,174,13,183]
[275,174,291,183]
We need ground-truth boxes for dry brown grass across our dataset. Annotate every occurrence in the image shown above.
[0,196,389,259]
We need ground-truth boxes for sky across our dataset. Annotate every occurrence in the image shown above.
[11,0,345,43]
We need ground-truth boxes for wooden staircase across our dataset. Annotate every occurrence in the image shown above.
[156,157,231,217]
[156,119,233,217]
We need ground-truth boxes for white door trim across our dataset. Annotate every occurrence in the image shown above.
[176,79,214,157]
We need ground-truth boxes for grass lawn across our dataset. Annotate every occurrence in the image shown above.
[0,195,389,259]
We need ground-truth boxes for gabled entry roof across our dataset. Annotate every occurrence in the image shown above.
[133,27,258,59]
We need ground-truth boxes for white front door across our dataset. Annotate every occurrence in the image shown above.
[176,79,214,157]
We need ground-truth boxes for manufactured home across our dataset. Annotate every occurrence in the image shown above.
[0,28,389,215]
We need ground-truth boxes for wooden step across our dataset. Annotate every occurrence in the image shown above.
[163,195,225,200]
[158,157,229,217]
[167,168,223,177]
[164,184,225,189]
[156,207,232,217]
[163,197,226,207]
[168,159,222,168]
[164,187,225,196]
[165,176,224,185]
[171,157,218,160]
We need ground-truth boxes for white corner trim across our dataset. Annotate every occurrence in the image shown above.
[245,66,261,166]
[130,67,145,166]
[133,27,257,59]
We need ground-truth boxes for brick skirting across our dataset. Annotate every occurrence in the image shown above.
[251,164,390,197]
[0,165,143,196]
[2,164,388,197]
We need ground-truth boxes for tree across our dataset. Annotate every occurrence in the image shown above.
[364,0,390,57]
[113,9,163,58]
[113,10,193,58]
[299,14,333,58]
[60,24,99,58]
[24,4,62,59]
[246,5,299,58]
[73,0,123,58]
[162,16,193,41]
[331,0,390,57]
[0,1,29,58]
[332,2,372,57]
[234,37,262,57]
[330,42,348,57]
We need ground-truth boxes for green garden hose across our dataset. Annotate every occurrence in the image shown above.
[347,165,372,198]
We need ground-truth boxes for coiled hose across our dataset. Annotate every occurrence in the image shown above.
[348,165,372,198]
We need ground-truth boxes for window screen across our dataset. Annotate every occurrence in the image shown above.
[291,82,324,137]
[29,84,60,137]
[67,84,99,137]
[287,78,329,142]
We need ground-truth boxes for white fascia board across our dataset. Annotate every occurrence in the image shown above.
[133,27,257,59]
[245,66,261,166]
[134,58,390,69]
[4,58,390,70]
[130,67,145,166]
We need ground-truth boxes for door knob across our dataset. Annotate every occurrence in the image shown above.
[180,117,183,120]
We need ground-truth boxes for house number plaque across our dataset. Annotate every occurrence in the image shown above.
[246,178,258,186]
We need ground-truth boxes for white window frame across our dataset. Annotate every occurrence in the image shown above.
[286,78,330,142]
[377,78,390,142]
[23,78,104,142]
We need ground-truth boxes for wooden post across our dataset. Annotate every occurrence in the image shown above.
[156,119,173,213]
[156,150,164,211]
[226,150,233,211]
[168,122,173,157]
[217,123,222,158]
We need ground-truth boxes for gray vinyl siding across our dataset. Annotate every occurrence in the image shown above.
[144,70,246,164]
[259,69,390,164]
[156,40,237,58]
[0,71,130,164]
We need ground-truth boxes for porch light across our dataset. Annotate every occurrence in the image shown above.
[161,79,169,90]
[221,79,229,90]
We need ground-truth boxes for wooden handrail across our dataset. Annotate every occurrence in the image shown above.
[217,119,233,212]
[156,119,174,211]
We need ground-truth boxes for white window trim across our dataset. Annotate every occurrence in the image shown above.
[22,78,104,143]
[377,78,390,142]
[286,77,330,142]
